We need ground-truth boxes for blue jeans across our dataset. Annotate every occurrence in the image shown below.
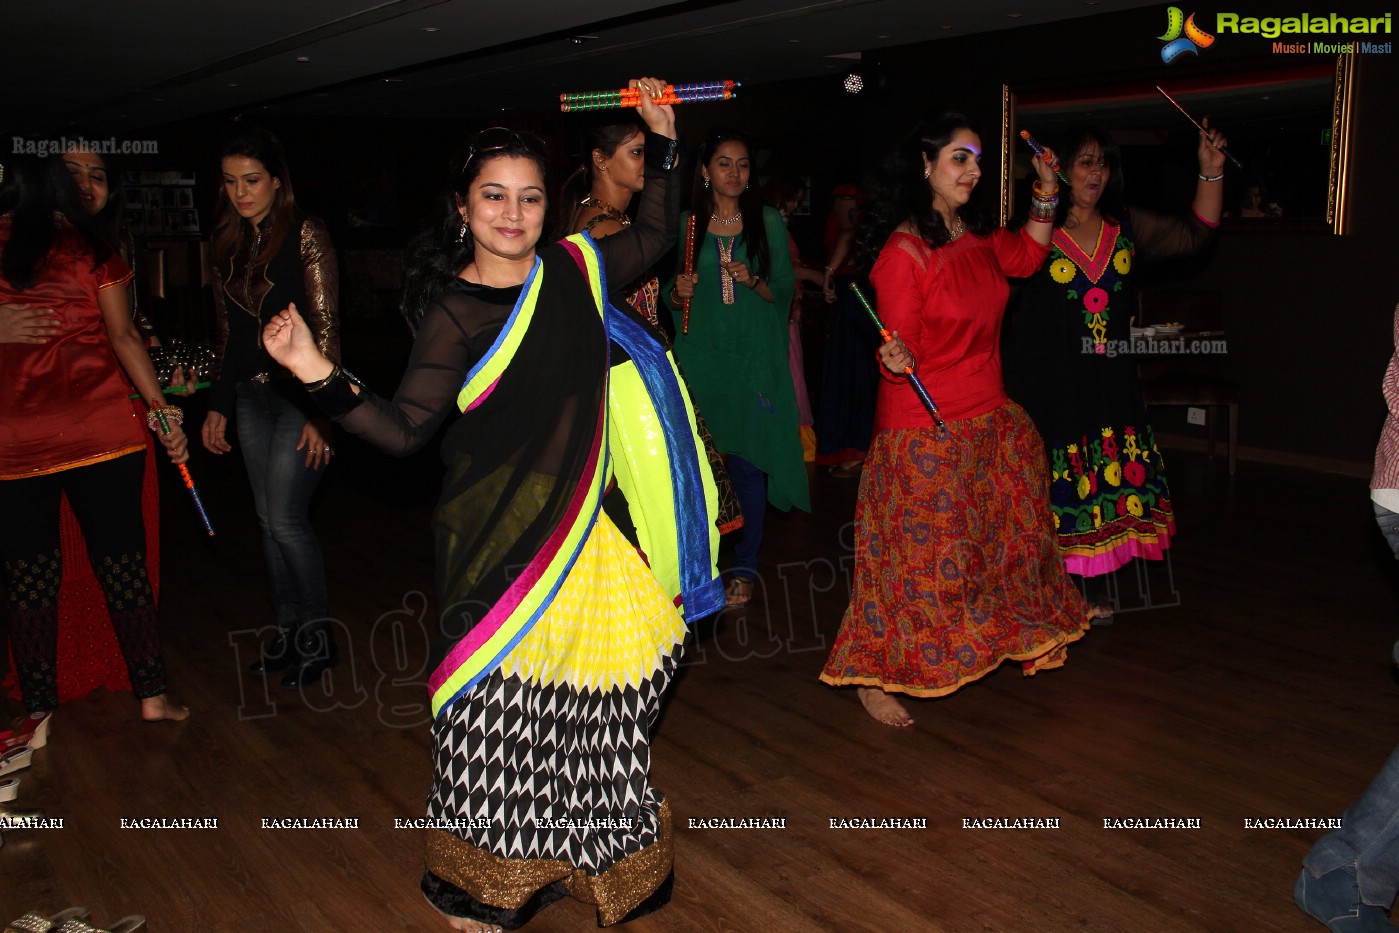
[1375,502,1399,561]
[235,382,328,633]
[1375,503,1399,664]
[727,455,767,580]
[1303,742,1399,908]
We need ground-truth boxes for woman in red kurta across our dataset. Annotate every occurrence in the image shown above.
[819,113,1091,727]
[0,154,189,737]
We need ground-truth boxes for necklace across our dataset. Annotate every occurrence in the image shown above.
[580,196,629,227]
[947,213,966,241]
[711,210,742,226]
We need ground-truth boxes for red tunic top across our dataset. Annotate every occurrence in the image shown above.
[0,217,141,479]
[869,227,1049,429]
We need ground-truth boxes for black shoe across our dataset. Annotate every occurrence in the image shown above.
[249,630,298,675]
[280,628,339,688]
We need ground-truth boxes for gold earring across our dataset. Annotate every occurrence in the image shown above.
[703,177,710,189]
[456,218,468,243]
[923,168,931,179]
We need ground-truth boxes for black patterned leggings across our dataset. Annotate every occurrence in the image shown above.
[0,451,168,711]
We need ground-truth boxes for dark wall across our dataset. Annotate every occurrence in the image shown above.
[115,3,1398,464]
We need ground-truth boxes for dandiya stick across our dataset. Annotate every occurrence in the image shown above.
[1018,130,1071,186]
[560,91,734,112]
[849,284,947,433]
[150,398,215,537]
[1154,85,1244,169]
[129,381,212,399]
[680,214,696,333]
[560,80,737,103]
[559,80,739,113]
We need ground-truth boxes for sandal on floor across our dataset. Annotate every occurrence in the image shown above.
[7,909,91,933]
[54,917,144,933]
[0,746,33,778]
[0,712,50,752]
[724,577,753,607]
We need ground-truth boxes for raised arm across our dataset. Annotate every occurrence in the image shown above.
[264,290,484,457]
[594,80,680,285]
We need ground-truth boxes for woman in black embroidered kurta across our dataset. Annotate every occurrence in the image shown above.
[1002,123,1226,608]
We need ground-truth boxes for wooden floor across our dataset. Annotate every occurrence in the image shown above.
[3,432,1398,932]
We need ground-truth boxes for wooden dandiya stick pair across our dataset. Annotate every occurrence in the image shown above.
[849,284,947,433]
[148,398,215,537]
[1155,85,1244,169]
[559,80,739,112]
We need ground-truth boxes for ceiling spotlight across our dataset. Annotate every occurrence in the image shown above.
[296,56,310,62]
[421,26,440,32]
[843,73,865,94]
[568,35,597,45]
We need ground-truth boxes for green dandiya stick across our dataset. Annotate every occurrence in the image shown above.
[129,381,211,399]
[849,283,947,432]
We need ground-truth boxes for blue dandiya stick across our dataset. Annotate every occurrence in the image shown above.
[150,398,215,537]
[1018,130,1071,186]
[848,284,947,433]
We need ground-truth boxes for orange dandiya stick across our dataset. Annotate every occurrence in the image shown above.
[681,214,696,333]
[1018,129,1070,186]
[150,398,215,537]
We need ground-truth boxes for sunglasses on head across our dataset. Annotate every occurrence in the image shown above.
[463,127,547,171]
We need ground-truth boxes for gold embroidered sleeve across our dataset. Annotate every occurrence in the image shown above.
[300,216,341,363]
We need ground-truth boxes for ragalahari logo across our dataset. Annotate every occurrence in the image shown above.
[1159,6,1216,62]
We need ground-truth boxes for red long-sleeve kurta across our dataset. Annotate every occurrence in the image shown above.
[869,227,1049,429]
[0,218,140,479]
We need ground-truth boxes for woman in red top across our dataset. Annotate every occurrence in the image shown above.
[0,154,189,737]
[819,113,1091,727]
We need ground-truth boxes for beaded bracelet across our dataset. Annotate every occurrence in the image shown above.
[1198,173,1224,182]
[1028,194,1059,222]
[302,363,343,393]
[145,405,183,433]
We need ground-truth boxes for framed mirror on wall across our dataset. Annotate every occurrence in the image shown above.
[999,54,1355,234]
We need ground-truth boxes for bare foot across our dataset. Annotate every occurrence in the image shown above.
[141,694,190,722]
[724,577,753,608]
[857,687,914,727]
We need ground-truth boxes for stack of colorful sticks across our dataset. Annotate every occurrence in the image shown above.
[559,80,739,112]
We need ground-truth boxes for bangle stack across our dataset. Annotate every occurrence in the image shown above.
[145,404,183,433]
[1029,180,1060,223]
[302,363,342,393]
[748,275,762,290]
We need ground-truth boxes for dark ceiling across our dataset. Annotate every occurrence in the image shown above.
[3,0,1158,133]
